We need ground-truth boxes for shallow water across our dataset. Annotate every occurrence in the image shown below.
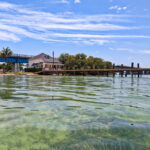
[0,75,150,150]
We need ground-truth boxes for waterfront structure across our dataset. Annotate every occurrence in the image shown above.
[0,54,31,72]
[29,53,63,71]
[37,63,150,78]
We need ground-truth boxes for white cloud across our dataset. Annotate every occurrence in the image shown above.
[52,33,150,39]
[140,50,150,54]
[82,40,110,45]
[0,2,148,46]
[55,0,69,4]
[74,0,80,4]
[32,23,134,31]
[61,0,69,4]
[110,48,135,53]
[110,48,150,55]
[0,31,20,42]
[0,2,15,10]
[109,5,127,11]
[91,40,110,45]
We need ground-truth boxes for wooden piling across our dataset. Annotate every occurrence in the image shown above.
[131,62,134,78]
[37,65,150,77]
[137,63,140,78]
[113,64,115,77]
[106,71,109,77]
[121,64,124,77]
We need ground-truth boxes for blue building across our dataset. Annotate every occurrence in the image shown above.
[0,54,32,72]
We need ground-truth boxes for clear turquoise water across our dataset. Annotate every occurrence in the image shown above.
[0,75,150,150]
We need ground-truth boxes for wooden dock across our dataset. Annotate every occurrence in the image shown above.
[37,68,150,77]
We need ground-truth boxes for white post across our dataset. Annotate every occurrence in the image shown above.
[13,63,20,72]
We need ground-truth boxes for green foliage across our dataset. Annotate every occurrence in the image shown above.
[104,61,113,69]
[0,63,13,72]
[65,55,76,70]
[75,53,87,69]
[25,67,42,72]
[0,47,13,73]
[5,63,13,72]
[0,64,3,69]
[58,53,70,64]
[0,47,13,60]
[59,53,112,70]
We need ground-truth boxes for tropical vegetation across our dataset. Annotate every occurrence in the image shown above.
[25,67,42,72]
[59,53,113,70]
[0,47,13,73]
[0,47,113,73]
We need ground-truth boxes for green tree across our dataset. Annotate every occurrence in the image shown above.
[93,58,105,69]
[75,53,87,69]
[86,56,94,69]
[104,61,113,69]
[5,63,13,72]
[59,53,113,70]
[0,47,13,73]
[59,53,70,64]
[65,55,76,70]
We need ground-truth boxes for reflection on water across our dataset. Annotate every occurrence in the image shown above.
[0,75,150,150]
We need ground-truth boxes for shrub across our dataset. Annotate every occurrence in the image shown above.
[25,67,42,72]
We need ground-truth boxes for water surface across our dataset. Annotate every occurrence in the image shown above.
[0,75,150,150]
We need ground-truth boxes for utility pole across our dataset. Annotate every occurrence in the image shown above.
[52,51,54,70]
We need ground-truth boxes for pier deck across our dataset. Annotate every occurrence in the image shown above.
[37,68,150,77]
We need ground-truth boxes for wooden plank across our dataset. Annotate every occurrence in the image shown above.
[37,68,150,75]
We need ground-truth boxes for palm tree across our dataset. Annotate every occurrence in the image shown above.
[0,47,13,73]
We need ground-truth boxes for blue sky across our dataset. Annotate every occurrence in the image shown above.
[0,0,150,67]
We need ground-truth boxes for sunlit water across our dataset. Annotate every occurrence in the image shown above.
[0,75,150,150]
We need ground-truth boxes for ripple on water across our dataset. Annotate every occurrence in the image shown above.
[0,75,150,150]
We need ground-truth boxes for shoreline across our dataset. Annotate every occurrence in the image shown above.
[0,72,112,77]
[0,72,37,76]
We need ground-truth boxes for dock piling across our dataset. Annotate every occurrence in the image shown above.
[131,62,134,78]
[37,63,149,78]
[113,64,115,77]
[137,63,140,78]
[121,64,124,77]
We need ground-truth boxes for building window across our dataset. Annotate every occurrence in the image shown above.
[45,55,50,59]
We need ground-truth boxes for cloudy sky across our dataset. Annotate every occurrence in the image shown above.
[0,0,150,67]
